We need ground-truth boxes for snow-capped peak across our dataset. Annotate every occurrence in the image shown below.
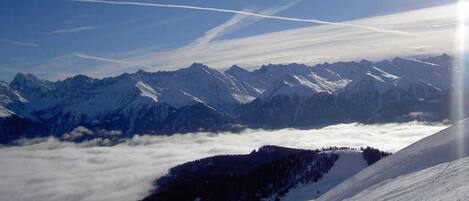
[187,62,210,71]
[225,65,249,77]
[10,73,50,92]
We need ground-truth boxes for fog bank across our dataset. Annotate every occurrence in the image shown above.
[0,122,446,201]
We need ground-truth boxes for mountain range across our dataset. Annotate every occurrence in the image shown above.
[0,54,463,143]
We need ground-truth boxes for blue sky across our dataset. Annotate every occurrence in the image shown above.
[0,0,459,81]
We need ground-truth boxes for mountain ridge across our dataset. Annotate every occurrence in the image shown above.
[0,54,465,143]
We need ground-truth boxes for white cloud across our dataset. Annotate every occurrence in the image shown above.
[0,38,39,47]
[184,0,302,62]
[59,3,465,78]
[0,122,446,201]
[51,26,98,34]
[62,126,94,140]
[61,126,122,141]
[158,3,462,69]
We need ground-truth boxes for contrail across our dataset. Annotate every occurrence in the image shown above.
[74,53,152,68]
[72,0,415,36]
[0,38,39,47]
[51,26,97,34]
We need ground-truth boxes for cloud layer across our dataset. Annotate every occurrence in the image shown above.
[0,122,446,201]
[67,3,466,78]
[19,3,467,80]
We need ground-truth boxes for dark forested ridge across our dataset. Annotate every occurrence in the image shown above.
[361,146,392,166]
[142,146,338,201]
[142,146,391,201]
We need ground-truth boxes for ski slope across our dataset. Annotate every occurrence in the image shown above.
[345,155,469,201]
[282,150,368,201]
[319,119,469,201]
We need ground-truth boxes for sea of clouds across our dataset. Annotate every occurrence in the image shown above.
[0,122,447,201]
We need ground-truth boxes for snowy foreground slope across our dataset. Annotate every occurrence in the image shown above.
[282,151,368,201]
[319,119,469,201]
[346,156,469,201]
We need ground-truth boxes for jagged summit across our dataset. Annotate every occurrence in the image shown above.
[188,62,209,70]
[11,72,38,82]
[63,74,96,83]
[10,72,51,93]
[225,64,249,75]
[359,59,373,66]
[135,69,148,75]
[11,73,45,86]
[3,54,454,86]
[423,53,453,68]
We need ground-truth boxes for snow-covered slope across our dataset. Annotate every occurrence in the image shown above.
[339,70,397,94]
[389,57,453,90]
[226,54,456,101]
[282,150,368,201]
[137,63,258,110]
[0,81,27,107]
[0,107,14,118]
[345,155,469,201]
[227,63,349,99]
[261,74,326,99]
[318,119,469,201]
[136,81,160,103]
